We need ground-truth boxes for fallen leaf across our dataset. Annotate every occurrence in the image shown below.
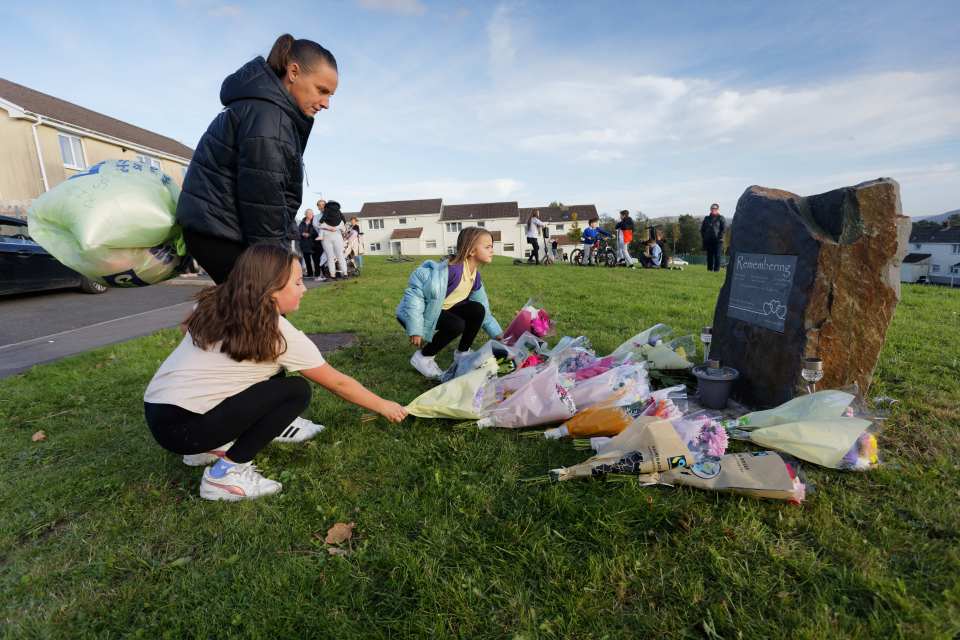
[325,521,355,545]
[31,431,47,442]
[327,547,351,557]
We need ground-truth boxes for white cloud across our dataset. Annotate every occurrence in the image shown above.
[487,4,516,69]
[357,0,426,16]
[204,4,243,17]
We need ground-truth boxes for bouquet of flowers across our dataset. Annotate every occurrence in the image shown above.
[545,417,694,482]
[404,358,498,420]
[541,384,686,439]
[502,299,554,346]
[439,339,528,383]
[725,387,881,470]
[475,363,578,429]
[569,363,649,411]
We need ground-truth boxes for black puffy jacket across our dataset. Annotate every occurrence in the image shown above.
[176,57,313,246]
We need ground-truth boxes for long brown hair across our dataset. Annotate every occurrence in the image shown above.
[449,227,492,265]
[266,34,338,79]
[525,209,540,225]
[186,244,296,362]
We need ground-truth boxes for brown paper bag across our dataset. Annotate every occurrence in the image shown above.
[660,451,805,502]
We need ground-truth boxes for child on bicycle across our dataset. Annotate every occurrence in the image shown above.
[580,218,612,265]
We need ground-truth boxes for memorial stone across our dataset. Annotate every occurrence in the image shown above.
[709,178,910,408]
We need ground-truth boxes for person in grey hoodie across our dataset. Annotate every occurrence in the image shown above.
[176,34,338,284]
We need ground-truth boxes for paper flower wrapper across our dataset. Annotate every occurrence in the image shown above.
[543,384,686,439]
[477,363,577,429]
[729,417,876,470]
[570,363,649,411]
[440,339,527,383]
[659,451,807,503]
[609,324,672,361]
[549,418,694,481]
[732,389,856,430]
[405,358,497,420]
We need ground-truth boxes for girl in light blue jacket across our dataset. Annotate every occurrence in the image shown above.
[396,227,502,379]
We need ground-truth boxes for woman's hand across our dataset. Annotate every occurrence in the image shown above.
[378,400,408,423]
[410,335,423,348]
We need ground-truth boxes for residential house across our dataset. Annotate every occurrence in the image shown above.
[907,225,960,286]
[356,199,443,255]
[900,252,932,284]
[439,201,520,257]
[0,77,193,218]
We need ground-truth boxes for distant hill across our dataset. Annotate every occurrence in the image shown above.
[914,208,960,223]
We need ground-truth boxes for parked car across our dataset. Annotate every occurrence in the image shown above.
[0,215,107,296]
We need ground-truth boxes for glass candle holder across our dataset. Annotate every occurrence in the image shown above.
[801,358,823,394]
[700,326,712,362]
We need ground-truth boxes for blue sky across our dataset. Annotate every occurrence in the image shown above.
[2,0,958,217]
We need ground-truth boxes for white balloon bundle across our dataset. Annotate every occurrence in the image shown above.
[28,159,185,287]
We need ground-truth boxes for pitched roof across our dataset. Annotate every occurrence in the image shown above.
[390,227,423,240]
[517,204,598,224]
[902,253,932,264]
[0,77,193,160]
[910,225,960,243]
[359,199,442,218]
[440,202,518,221]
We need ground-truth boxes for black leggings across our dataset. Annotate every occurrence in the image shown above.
[421,300,485,357]
[526,237,540,264]
[144,376,311,463]
[183,229,246,284]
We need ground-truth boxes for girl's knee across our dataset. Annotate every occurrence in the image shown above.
[285,376,312,408]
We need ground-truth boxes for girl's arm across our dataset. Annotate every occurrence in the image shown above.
[300,364,407,423]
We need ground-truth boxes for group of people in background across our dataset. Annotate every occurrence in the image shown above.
[297,199,364,281]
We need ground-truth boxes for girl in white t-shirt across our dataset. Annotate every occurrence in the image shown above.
[525,210,546,264]
[144,244,407,501]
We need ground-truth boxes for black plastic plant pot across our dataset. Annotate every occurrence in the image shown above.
[692,364,740,409]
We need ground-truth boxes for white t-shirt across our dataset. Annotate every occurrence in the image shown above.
[526,217,546,238]
[144,316,326,413]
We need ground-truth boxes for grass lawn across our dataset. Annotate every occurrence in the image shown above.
[2,257,959,639]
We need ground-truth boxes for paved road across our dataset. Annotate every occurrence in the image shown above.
[0,277,327,379]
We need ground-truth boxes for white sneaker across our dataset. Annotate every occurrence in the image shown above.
[314,276,325,282]
[183,441,234,467]
[199,462,282,501]
[274,416,325,443]
[410,350,443,379]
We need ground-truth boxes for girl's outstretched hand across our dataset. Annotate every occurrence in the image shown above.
[379,400,408,423]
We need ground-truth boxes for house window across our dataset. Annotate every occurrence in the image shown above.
[181,165,189,178]
[446,245,456,255]
[555,224,564,231]
[932,264,941,273]
[135,154,162,171]
[368,219,384,230]
[952,244,960,254]
[370,242,382,252]
[913,243,922,250]
[58,133,86,170]
[952,265,960,274]
[503,243,515,252]
[398,218,407,224]
[477,221,485,228]
[445,222,462,233]
[425,240,437,249]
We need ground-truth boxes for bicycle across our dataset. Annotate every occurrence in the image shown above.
[570,237,617,266]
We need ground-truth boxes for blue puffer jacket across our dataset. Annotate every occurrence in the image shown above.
[396,260,502,342]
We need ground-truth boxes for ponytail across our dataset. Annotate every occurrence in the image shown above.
[267,33,338,79]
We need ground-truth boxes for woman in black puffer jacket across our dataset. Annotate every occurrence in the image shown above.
[177,34,338,283]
